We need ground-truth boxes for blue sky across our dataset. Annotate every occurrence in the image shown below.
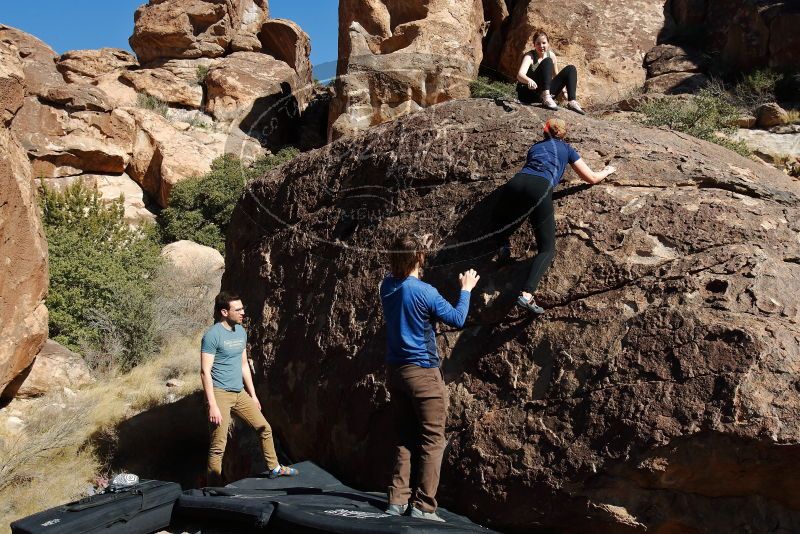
[1,1,339,78]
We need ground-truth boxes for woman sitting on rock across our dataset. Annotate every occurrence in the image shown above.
[492,118,616,314]
[516,30,584,114]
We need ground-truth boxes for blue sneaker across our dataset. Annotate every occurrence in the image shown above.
[517,295,545,314]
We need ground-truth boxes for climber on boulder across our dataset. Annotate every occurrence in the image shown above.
[492,118,616,314]
[379,233,480,523]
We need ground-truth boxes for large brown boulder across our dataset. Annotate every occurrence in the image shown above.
[665,0,800,71]
[328,0,485,140]
[129,0,269,65]
[0,127,48,401]
[488,0,664,103]
[225,98,800,532]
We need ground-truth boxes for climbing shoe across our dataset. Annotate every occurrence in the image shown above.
[566,100,586,115]
[541,93,559,110]
[386,503,408,516]
[267,465,299,479]
[516,295,545,314]
[410,506,446,522]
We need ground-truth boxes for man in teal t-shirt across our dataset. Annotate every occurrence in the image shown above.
[201,291,298,484]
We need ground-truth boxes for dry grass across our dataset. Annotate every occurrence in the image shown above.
[0,334,200,532]
[787,109,800,124]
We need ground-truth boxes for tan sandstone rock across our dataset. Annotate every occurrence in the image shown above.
[756,103,789,129]
[0,38,25,125]
[129,0,269,65]
[123,107,216,207]
[205,51,299,126]
[121,65,205,109]
[0,128,48,401]
[259,19,313,89]
[11,340,94,399]
[160,240,225,328]
[492,0,664,103]
[0,24,64,97]
[57,48,139,84]
[329,0,485,140]
[11,97,135,178]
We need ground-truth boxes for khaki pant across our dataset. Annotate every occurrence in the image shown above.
[207,388,278,485]
[387,364,448,513]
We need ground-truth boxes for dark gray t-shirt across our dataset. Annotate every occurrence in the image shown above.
[201,323,246,391]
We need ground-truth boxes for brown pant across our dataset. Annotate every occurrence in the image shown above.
[207,388,278,485]
[387,364,448,513]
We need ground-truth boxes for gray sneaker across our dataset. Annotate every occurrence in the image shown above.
[386,503,407,516]
[410,506,446,522]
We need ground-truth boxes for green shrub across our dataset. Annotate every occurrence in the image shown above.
[636,83,750,157]
[733,69,781,110]
[470,76,516,99]
[136,92,168,117]
[158,147,299,252]
[40,181,163,370]
[196,65,210,84]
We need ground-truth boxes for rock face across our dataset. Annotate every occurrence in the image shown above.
[489,0,664,103]
[11,340,94,399]
[225,98,800,532]
[0,127,48,401]
[328,0,485,140]
[642,44,708,94]
[129,0,269,65]
[664,0,800,72]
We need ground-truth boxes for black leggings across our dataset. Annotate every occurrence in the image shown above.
[491,172,556,294]
[516,56,578,103]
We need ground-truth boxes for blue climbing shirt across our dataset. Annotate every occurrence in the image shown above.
[380,275,471,368]
[520,137,581,187]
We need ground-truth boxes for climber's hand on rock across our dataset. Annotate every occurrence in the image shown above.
[459,269,480,292]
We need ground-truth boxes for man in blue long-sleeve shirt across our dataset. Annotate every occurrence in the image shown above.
[380,233,480,522]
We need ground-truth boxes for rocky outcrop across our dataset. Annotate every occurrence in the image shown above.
[0,127,48,401]
[123,107,217,207]
[488,0,664,103]
[328,0,485,140]
[129,0,269,65]
[120,62,206,109]
[664,0,800,72]
[642,43,708,94]
[259,19,313,91]
[11,340,94,399]
[0,37,25,125]
[57,48,138,84]
[11,96,134,178]
[225,98,800,532]
[0,24,64,97]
